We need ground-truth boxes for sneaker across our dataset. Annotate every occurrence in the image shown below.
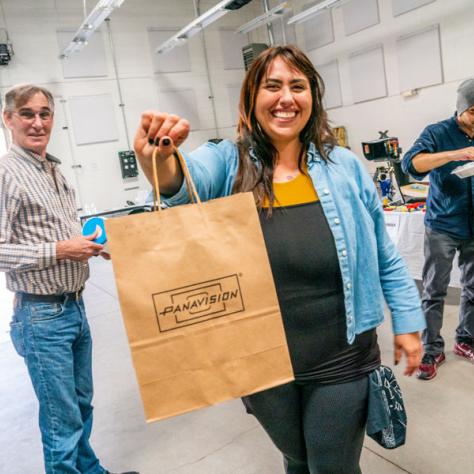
[454,342,474,362]
[416,352,446,380]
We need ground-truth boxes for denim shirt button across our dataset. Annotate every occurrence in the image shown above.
[323,188,330,195]
[346,282,352,289]
[334,218,340,225]
[341,250,347,257]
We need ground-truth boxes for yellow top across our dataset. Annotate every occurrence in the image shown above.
[263,172,319,208]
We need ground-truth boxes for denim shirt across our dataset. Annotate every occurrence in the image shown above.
[401,115,474,240]
[160,140,425,343]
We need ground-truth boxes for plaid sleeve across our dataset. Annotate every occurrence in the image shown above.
[0,168,56,272]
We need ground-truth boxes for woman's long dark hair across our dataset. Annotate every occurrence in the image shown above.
[233,45,336,210]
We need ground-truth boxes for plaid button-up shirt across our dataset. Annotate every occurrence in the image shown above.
[0,144,89,294]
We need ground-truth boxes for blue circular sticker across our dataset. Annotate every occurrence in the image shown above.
[82,217,107,244]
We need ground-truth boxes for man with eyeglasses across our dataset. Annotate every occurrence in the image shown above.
[0,84,138,474]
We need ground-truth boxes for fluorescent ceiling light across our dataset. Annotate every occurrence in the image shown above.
[155,0,240,54]
[236,2,289,35]
[59,0,126,59]
[287,0,348,25]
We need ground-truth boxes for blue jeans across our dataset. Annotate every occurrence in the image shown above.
[422,227,474,355]
[10,296,106,474]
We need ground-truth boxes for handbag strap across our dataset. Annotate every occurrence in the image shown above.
[151,147,202,212]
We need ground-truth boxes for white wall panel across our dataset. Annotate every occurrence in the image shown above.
[57,30,108,78]
[68,94,119,146]
[148,28,192,73]
[349,45,387,103]
[317,59,343,109]
[219,29,247,70]
[302,3,334,51]
[396,24,443,92]
[342,0,379,36]
[392,0,436,17]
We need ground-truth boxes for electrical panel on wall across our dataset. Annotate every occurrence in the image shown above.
[118,150,139,179]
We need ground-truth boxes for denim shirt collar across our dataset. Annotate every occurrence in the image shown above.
[306,142,320,163]
[248,142,321,164]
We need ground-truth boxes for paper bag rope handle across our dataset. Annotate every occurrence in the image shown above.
[151,147,202,212]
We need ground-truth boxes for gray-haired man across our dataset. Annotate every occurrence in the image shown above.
[402,79,474,380]
[0,84,138,474]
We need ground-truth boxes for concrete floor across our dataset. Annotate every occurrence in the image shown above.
[0,258,473,474]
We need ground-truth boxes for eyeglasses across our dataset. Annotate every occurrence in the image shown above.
[13,109,53,122]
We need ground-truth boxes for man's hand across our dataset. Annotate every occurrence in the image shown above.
[413,146,474,173]
[56,233,104,262]
[394,332,422,376]
[451,146,474,161]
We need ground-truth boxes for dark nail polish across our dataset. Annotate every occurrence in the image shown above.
[155,137,161,146]
[148,138,154,145]
[162,138,170,146]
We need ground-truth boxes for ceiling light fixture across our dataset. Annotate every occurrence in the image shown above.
[236,2,289,35]
[59,0,126,59]
[156,0,251,54]
[287,0,349,25]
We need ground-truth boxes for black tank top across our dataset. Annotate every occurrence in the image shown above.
[260,173,380,383]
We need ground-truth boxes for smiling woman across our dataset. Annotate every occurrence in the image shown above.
[133,44,425,474]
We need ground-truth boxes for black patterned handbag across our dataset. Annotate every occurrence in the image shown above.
[366,365,407,449]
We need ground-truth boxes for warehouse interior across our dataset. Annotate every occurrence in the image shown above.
[0,0,473,473]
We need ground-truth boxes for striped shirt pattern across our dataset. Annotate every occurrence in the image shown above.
[0,144,89,294]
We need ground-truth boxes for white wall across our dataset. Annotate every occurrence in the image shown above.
[0,0,261,212]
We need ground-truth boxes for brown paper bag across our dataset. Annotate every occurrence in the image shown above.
[106,149,293,422]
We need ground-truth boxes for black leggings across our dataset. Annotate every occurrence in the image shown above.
[242,376,369,474]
